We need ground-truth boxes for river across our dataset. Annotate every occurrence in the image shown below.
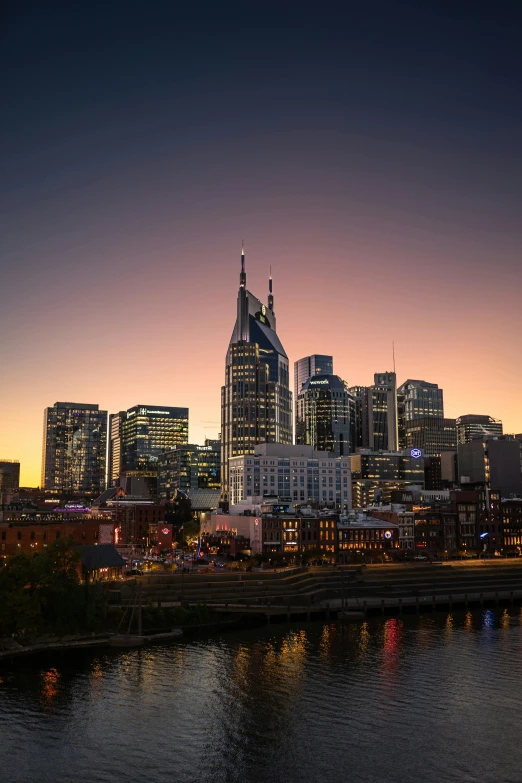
[1,610,522,783]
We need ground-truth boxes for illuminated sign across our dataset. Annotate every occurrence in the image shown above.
[384,531,392,539]
[310,379,329,385]
[53,506,90,513]
[138,409,171,416]
[161,527,170,535]
[410,448,422,459]
[480,532,489,539]
[255,308,270,327]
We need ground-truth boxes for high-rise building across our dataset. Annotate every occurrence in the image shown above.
[404,417,457,456]
[398,379,444,421]
[294,355,333,431]
[221,246,292,499]
[0,460,20,503]
[108,411,125,486]
[41,402,107,494]
[296,374,352,456]
[458,437,522,497]
[157,440,221,501]
[456,414,503,444]
[348,385,369,451]
[348,373,398,453]
[113,405,189,480]
[369,372,398,451]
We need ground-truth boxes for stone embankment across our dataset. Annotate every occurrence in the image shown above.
[114,560,522,622]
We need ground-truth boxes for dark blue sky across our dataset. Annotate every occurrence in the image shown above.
[2,0,522,483]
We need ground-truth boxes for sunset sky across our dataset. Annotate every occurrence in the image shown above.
[1,1,521,486]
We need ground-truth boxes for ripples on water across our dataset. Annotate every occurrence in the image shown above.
[2,610,522,783]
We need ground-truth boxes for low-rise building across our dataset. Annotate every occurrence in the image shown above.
[370,507,415,551]
[501,499,522,554]
[0,518,117,560]
[337,512,399,563]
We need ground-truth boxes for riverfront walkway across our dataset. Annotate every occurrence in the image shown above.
[113,560,522,621]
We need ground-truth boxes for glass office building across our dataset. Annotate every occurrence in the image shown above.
[350,450,425,508]
[221,246,292,499]
[405,417,457,456]
[456,414,503,444]
[296,374,352,456]
[41,402,107,494]
[157,440,221,501]
[398,379,444,421]
[118,405,189,477]
[294,355,333,431]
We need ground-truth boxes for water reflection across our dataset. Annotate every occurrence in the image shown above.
[2,611,522,783]
[40,667,60,708]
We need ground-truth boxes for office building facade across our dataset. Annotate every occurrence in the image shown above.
[456,414,503,444]
[228,443,351,508]
[294,355,333,430]
[41,402,107,494]
[350,450,425,508]
[109,405,189,483]
[404,417,457,456]
[157,440,221,501]
[221,247,292,498]
[0,460,20,503]
[369,372,398,451]
[349,372,398,452]
[458,437,522,497]
[398,379,444,421]
[296,374,352,456]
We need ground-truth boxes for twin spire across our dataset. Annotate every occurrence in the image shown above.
[239,241,274,312]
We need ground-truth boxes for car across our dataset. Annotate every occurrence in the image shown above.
[413,555,427,561]
[128,568,143,576]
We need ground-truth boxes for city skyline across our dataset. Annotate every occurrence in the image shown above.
[1,2,521,486]
[3,257,519,488]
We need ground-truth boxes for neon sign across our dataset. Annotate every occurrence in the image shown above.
[410,448,422,459]
[384,531,392,539]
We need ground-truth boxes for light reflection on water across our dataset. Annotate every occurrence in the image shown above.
[1,610,522,783]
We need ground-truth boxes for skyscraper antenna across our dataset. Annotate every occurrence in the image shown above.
[392,341,396,375]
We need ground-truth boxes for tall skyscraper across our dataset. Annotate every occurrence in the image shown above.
[456,414,503,444]
[369,372,398,451]
[109,405,189,483]
[398,379,444,421]
[348,374,397,452]
[294,354,333,431]
[41,402,107,494]
[108,411,125,486]
[296,374,352,456]
[348,385,369,451]
[221,246,292,499]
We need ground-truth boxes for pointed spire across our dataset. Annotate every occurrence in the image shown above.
[240,240,246,288]
[268,265,274,312]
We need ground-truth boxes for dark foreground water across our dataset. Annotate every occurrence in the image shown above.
[1,610,522,783]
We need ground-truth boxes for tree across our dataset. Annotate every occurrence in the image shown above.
[0,539,84,638]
